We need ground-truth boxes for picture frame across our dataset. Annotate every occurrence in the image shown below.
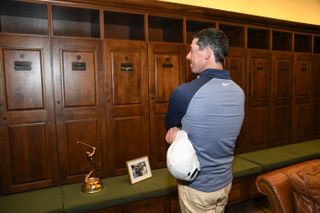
[126,156,152,184]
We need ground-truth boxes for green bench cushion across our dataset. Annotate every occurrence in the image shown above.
[282,139,320,159]
[62,168,177,213]
[237,140,320,171]
[0,187,63,213]
[232,156,263,178]
[63,159,264,212]
[1,140,318,213]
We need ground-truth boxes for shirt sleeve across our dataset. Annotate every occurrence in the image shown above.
[164,73,213,131]
[165,86,189,131]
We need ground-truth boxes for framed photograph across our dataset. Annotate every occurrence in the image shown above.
[126,156,152,184]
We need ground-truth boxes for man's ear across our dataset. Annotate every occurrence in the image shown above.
[204,47,214,60]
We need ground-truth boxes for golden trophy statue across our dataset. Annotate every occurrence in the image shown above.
[77,141,103,193]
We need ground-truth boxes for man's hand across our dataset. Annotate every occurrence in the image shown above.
[165,127,180,144]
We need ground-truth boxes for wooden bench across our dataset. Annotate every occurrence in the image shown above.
[0,139,319,213]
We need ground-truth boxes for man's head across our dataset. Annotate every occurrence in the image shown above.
[186,28,229,74]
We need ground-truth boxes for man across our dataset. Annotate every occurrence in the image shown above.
[165,28,245,213]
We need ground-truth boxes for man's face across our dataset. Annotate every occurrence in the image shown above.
[186,38,206,74]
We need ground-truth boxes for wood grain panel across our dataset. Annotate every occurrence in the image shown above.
[274,60,291,97]
[112,117,148,172]
[3,49,44,109]
[294,104,312,140]
[226,48,246,90]
[62,50,96,107]
[0,35,57,194]
[293,53,313,142]
[53,38,105,183]
[228,180,243,204]
[271,105,291,143]
[313,55,320,137]
[65,120,99,177]
[123,195,171,213]
[251,58,269,99]
[247,50,271,150]
[248,107,269,149]
[105,40,149,176]
[226,48,247,153]
[152,113,168,164]
[271,52,292,146]
[155,53,180,103]
[148,42,185,168]
[314,102,320,137]
[294,59,312,97]
[111,50,143,105]
[8,123,49,184]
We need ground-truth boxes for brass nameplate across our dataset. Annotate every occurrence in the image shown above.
[162,63,173,68]
[121,63,133,71]
[14,61,32,71]
[72,62,87,71]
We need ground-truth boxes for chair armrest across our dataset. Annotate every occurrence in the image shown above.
[256,171,294,213]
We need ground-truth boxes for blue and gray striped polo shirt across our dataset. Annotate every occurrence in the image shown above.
[165,69,245,192]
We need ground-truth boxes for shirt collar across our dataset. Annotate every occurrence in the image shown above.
[198,69,231,80]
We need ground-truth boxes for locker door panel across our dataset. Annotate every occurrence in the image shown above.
[313,54,320,137]
[4,49,43,109]
[247,50,271,151]
[271,52,293,146]
[293,53,313,142]
[112,51,143,105]
[53,38,105,183]
[105,40,149,176]
[225,48,247,153]
[62,51,96,107]
[0,35,57,194]
[149,42,185,168]
[8,124,49,183]
[154,53,180,103]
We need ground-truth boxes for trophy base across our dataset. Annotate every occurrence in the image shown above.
[81,177,103,194]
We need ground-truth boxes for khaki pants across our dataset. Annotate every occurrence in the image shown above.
[178,182,232,213]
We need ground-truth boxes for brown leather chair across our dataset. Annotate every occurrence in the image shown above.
[256,159,320,213]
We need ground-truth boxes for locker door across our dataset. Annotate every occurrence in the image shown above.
[52,38,106,183]
[104,40,149,176]
[271,52,293,146]
[148,42,185,169]
[0,35,57,194]
[225,47,247,153]
[247,49,272,151]
[293,53,313,142]
[313,54,320,138]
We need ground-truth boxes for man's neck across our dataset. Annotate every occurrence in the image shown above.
[203,63,223,71]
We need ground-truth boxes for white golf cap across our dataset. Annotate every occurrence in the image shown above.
[166,130,200,181]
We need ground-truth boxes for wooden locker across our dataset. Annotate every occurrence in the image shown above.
[148,42,185,169]
[270,52,293,146]
[0,35,57,194]
[104,40,149,176]
[247,50,272,151]
[225,47,247,153]
[52,38,106,183]
[293,53,313,142]
[313,54,320,138]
